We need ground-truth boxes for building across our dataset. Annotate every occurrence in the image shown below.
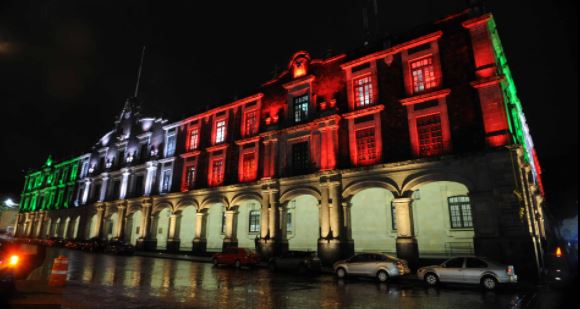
[15,9,547,277]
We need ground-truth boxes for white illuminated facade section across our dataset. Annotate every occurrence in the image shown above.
[120,169,130,199]
[144,163,157,196]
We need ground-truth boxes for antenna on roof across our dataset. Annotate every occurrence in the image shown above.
[134,46,146,98]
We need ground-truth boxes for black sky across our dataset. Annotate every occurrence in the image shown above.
[0,0,577,218]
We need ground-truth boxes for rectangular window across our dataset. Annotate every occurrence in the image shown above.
[411,57,437,93]
[112,180,121,199]
[391,202,397,230]
[293,95,309,123]
[291,142,309,172]
[286,212,293,235]
[140,142,149,161]
[448,196,473,229]
[356,128,377,164]
[417,114,443,157]
[242,153,256,181]
[215,120,226,144]
[244,111,257,136]
[161,169,172,193]
[354,76,374,108]
[81,161,89,178]
[212,159,224,186]
[165,130,176,157]
[249,209,260,233]
[134,175,144,197]
[189,128,199,150]
[186,166,196,189]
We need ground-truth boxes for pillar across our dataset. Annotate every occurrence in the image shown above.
[25,213,35,238]
[35,212,46,238]
[167,213,182,253]
[13,213,22,237]
[394,198,419,267]
[318,180,353,265]
[222,209,238,250]
[256,187,285,258]
[115,205,127,240]
[136,203,156,251]
[192,211,207,254]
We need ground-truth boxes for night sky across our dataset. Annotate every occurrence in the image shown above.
[0,1,577,219]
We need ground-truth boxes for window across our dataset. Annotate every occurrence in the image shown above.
[291,142,309,172]
[466,258,488,268]
[215,120,226,144]
[249,210,260,233]
[161,169,172,193]
[356,128,377,164]
[444,258,465,268]
[286,212,293,235]
[242,153,256,181]
[189,128,199,150]
[417,114,443,157]
[244,111,257,136]
[391,202,397,230]
[212,159,224,186]
[354,76,374,108]
[134,175,144,197]
[165,130,176,157]
[448,196,473,229]
[56,191,64,208]
[411,57,437,93]
[139,142,149,160]
[112,180,121,199]
[186,166,196,189]
[293,95,309,123]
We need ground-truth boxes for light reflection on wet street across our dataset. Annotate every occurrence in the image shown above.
[17,248,528,309]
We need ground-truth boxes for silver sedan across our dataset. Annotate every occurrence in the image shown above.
[417,256,518,290]
[333,253,411,283]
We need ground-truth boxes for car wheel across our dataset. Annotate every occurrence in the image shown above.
[336,267,347,279]
[377,270,389,283]
[235,260,241,269]
[481,276,498,291]
[212,258,219,267]
[424,273,439,286]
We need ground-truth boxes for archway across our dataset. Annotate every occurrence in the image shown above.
[154,208,171,250]
[105,213,118,241]
[205,203,225,252]
[178,206,197,251]
[126,210,142,246]
[285,195,319,252]
[235,200,261,249]
[350,188,397,254]
[86,214,99,239]
[412,181,474,258]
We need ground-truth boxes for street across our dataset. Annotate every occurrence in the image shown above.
[5,247,538,309]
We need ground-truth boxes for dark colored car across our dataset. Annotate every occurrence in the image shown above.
[104,240,135,255]
[212,247,260,268]
[268,251,321,273]
[81,238,106,253]
[0,240,46,294]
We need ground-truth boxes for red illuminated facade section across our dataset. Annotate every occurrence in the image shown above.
[171,12,532,192]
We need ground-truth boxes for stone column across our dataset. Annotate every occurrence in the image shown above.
[167,213,182,253]
[319,185,330,239]
[394,198,419,266]
[222,209,238,250]
[328,182,342,239]
[318,180,353,265]
[192,211,207,254]
[136,203,155,250]
[25,213,35,238]
[342,201,353,241]
[35,212,45,238]
[260,192,270,239]
[13,213,22,237]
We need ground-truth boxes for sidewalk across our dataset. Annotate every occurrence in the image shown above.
[133,250,213,263]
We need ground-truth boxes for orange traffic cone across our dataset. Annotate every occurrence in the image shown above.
[48,255,68,287]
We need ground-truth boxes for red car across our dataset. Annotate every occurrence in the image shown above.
[212,247,260,268]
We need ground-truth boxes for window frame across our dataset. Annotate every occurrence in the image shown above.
[448,195,474,229]
[164,129,177,157]
[410,56,438,94]
[248,209,260,234]
[353,74,375,108]
[293,94,310,124]
[215,120,227,144]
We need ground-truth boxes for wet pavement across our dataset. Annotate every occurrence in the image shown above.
[8,247,537,309]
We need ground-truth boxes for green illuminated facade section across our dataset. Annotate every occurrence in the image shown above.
[488,17,541,182]
[19,155,81,213]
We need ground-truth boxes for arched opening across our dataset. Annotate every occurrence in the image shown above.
[154,208,171,250]
[351,188,397,254]
[178,206,197,251]
[285,195,319,252]
[86,214,99,239]
[126,210,142,246]
[205,203,225,252]
[412,181,474,258]
[235,200,261,249]
[105,213,118,241]
[70,216,80,239]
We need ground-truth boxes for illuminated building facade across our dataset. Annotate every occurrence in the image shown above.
[15,10,547,276]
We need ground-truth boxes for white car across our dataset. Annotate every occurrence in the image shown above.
[417,256,518,290]
[333,253,410,283]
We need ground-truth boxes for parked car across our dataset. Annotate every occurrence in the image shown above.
[104,240,135,255]
[333,253,410,283]
[81,238,105,253]
[268,251,321,273]
[212,247,260,268]
[417,256,518,290]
